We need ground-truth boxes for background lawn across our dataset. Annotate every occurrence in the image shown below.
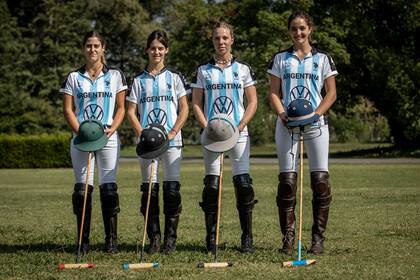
[0,161,419,279]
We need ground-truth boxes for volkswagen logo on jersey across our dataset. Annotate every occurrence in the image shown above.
[290,85,311,100]
[213,96,234,115]
[147,108,167,126]
[84,104,104,121]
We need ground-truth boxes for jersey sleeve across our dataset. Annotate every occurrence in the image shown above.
[115,69,128,93]
[267,53,282,78]
[59,73,75,96]
[190,66,204,89]
[322,54,338,79]
[243,64,257,88]
[175,72,189,99]
[126,77,140,104]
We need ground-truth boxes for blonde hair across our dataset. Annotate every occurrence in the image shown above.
[212,21,234,38]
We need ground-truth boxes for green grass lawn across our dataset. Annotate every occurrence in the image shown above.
[0,161,419,279]
[121,142,419,158]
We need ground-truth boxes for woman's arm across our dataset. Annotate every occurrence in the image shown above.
[126,101,142,138]
[315,75,337,116]
[192,88,207,129]
[267,74,287,124]
[63,94,79,133]
[238,85,258,132]
[105,90,126,137]
[168,95,189,140]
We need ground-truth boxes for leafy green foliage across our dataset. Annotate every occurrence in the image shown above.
[0,0,418,146]
[0,133,72,168]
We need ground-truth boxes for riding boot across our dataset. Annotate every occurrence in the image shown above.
[73,183,93,255]
[204,212,217,254]
[238,210,255,253]
[277,172,297,255]
[100,183,120,254]
[199,175,219,254]
[233,174,257,253]
[309,172,332,254]
[140,182,161,254]
[162,181,182,254]
[163,215,179,254]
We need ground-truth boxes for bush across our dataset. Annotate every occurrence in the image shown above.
[0,133,72,168]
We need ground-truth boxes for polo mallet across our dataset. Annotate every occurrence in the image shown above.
[123,159,158,270]
[198,153,232,269]
[59,152,94,269]
[283,134,316,268]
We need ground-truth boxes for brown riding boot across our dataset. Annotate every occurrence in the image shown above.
[276,172,297,255]
[309,171,332,255]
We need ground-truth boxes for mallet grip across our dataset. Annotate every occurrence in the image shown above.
[122,262,159,269]
[58,263,94,269]
[197,262,233,268]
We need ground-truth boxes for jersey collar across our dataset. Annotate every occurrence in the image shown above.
[209,56,236,67]
[78,64,109,78]
[144,66,167,77]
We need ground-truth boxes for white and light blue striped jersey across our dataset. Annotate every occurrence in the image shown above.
[267,47,338,112]
[126,68,189,147]
[60,65,127,126]
[190,57,257,139]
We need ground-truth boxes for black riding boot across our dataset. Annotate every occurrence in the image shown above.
[140,182,161,254]
[73,183,93,254]
[163,181,182,254]
[100,183,120,254]
[277,172,297,255]
[199,175,219,254]
[233,174,257,253]
[309,172,332,254]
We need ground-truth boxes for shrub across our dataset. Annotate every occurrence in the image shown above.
[0,133,72,168]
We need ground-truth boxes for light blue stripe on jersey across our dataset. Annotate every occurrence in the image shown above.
[231,62,240,125]
[140,76,148,128]
[206,65,214,119]
[89,78,98,121]
[218,68,227,116]
[102,72,111,125]
[76,74,85,122]
[153,76,159,113]
[284,53,293,106]
[310,54,320,109]
[297,58,305,100]
[165,71,174,128]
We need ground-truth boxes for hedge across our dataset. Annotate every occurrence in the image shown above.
[0,133,72,168]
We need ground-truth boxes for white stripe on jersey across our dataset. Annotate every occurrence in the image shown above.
[190,58,257,139]
[126,68,189,147]
[59,65,127,126]
[267,47,338,110]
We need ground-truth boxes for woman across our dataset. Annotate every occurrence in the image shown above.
[267,10,338,255]
[126,30,189,254]
[191,21,258,253]
[60,31,127,254]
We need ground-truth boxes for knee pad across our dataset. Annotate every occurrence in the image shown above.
[310,172,332,208]
[163,181,182,216]
[99,183,120,215]
[199,175,219,213]
[140,182,159,216]
[72,183,93,215]
[276,172,297,209]
[233,173,257,211]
